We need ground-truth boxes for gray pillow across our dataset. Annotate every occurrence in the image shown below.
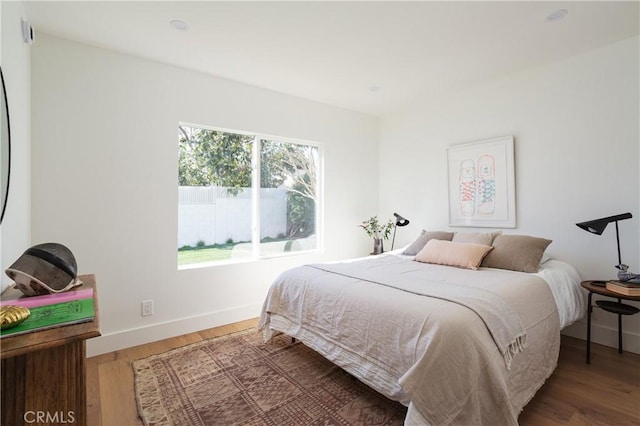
[481,234,552,273]
[402,230,455,256]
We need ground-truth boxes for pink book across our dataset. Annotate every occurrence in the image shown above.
[1,288,93,309]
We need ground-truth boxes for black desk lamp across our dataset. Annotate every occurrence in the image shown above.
[391,212,410,251]
[576,212,638,281]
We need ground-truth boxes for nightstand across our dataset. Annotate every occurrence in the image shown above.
[581,280,640,364]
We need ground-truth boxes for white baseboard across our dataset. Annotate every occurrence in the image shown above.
[561,319,640,355]
[86,302,263,357]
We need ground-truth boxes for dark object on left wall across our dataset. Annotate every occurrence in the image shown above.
[5,243,81,296]
[1,66,11,225]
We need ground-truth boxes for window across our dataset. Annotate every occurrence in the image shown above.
[178,124,321,267]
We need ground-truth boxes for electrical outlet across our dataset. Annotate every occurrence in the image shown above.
[141,300,154,317]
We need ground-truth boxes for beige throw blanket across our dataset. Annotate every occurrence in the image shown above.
[260,255,561,425]
[309,257,526,369]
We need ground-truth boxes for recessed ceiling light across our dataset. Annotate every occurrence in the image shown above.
[170,20,188,31]
[546,9,568,22]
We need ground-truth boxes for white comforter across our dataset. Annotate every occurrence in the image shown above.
[259,254,583,425]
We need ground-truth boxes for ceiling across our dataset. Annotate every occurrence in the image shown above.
[23,1,640,116]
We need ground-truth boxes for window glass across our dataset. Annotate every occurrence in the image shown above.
[178,124,320,267]
[260,139,318,255]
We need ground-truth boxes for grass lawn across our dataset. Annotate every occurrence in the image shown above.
[178,236,309,266]
[178,246,234,265]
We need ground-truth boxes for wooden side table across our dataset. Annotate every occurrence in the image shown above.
[581,280,640,364]
[1,274,100,426]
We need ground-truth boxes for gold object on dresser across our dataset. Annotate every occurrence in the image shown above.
[0,305,30,329]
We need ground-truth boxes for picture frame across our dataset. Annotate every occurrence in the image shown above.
[447,135,515,228]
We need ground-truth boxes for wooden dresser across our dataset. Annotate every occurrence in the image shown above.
[1,274,100,426]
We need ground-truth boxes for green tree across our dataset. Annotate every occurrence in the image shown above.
[178,126,253,193]
[178,126,318,238]
[261,140,318,237]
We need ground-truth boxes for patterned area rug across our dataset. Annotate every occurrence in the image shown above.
[133,328,407,425]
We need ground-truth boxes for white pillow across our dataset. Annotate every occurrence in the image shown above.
[452,231,502,246]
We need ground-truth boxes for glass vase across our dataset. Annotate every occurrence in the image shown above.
[372,238,383,255]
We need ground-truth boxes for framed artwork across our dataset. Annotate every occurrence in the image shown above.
[447,135,515,228]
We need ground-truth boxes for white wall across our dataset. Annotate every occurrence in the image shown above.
[26,24,640,356]
[1,1,31,292]
[31,34,379,356]
[379,36,640,352]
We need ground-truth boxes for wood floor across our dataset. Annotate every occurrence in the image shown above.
[87,319,640,425]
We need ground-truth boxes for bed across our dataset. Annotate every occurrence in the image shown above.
[258,233,585,425]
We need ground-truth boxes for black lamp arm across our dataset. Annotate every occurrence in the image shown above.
[615,220,623,268]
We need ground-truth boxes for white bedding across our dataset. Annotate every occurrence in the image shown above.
[259,254,584,425]
[534,259,585,329]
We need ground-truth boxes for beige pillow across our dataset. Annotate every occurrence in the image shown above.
[481,235,552,273]
[402,230,455,256]
[415,239,494,270]
[452,231,502,246]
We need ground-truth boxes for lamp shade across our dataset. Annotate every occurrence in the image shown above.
[576,213,632,235]
[394,212,410,227]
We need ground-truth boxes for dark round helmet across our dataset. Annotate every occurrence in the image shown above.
[5,243,80,296]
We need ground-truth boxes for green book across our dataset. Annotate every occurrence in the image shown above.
[1,298,95,338]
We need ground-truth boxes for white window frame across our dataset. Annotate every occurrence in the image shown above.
[178,122,324,269]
